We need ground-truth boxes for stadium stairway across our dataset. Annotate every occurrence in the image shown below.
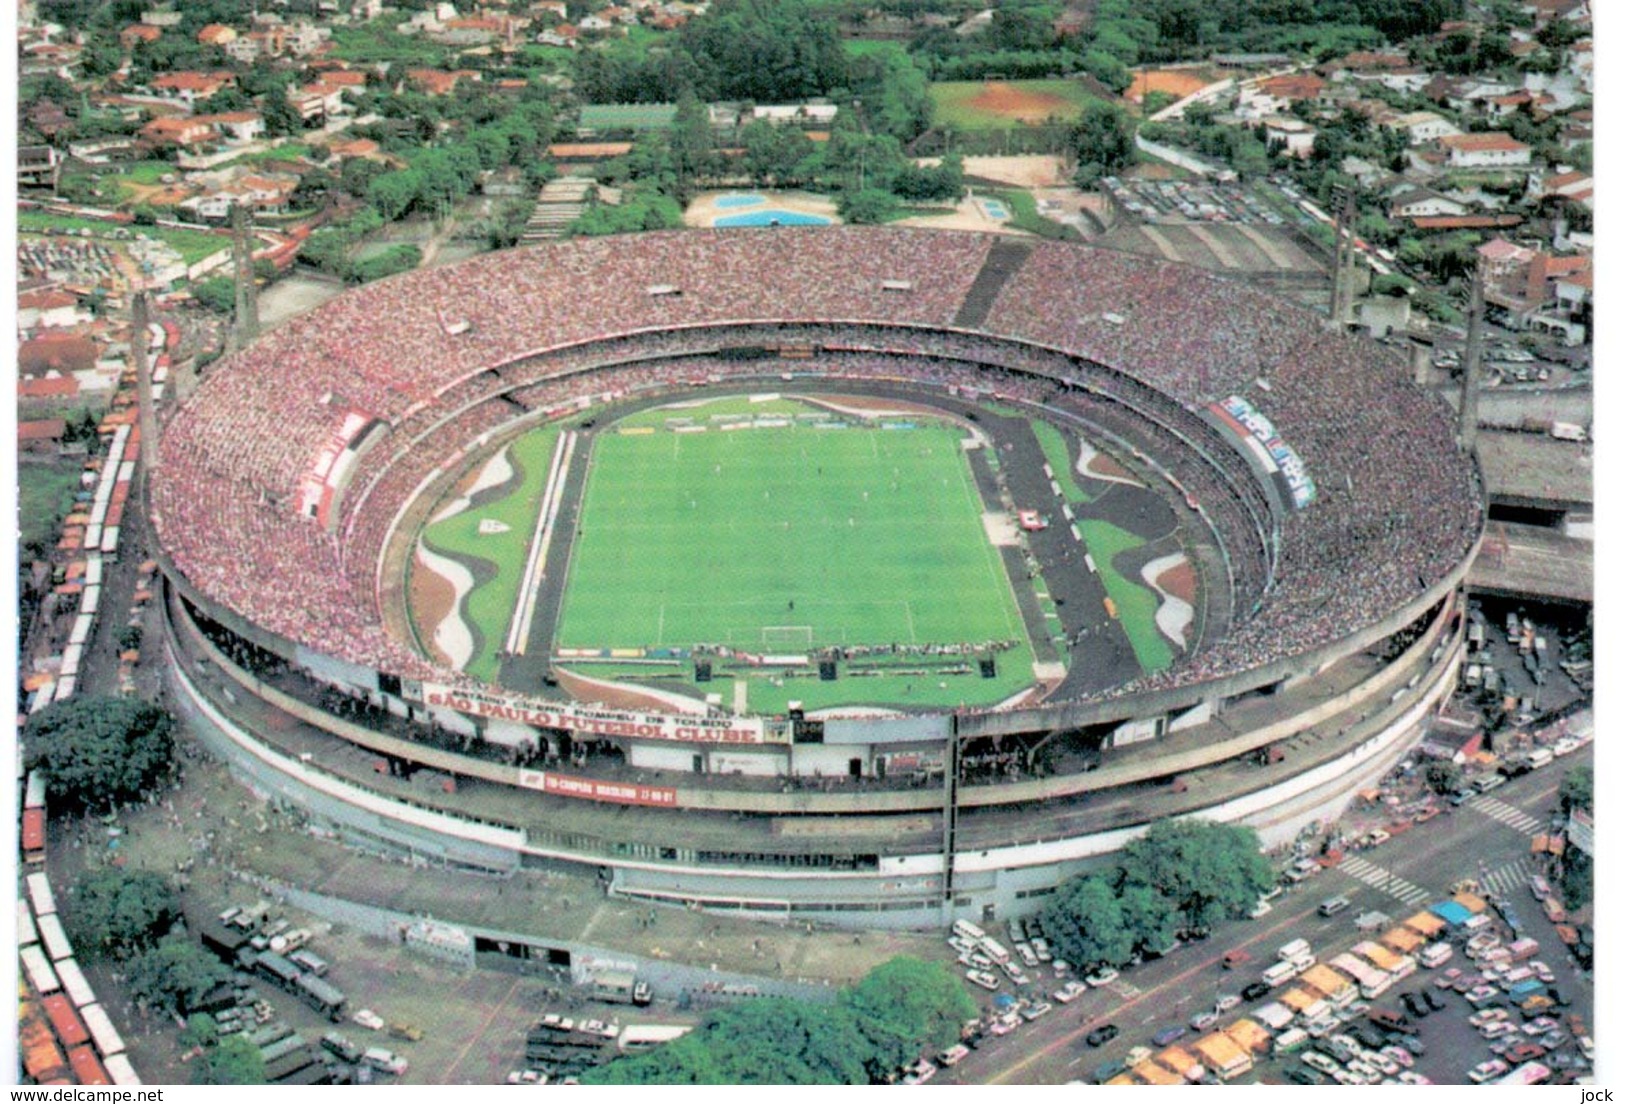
[953,239,1034,329]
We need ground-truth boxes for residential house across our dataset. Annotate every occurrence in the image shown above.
[17,145,62,188]
[151,69,237,104]
[120,22,163,46]
[140,115,219,150]
[1388,186,1468,219]
[141,5,183,26]
[1262,116,1316,158]
[1385,110,1461,145]
[17,289,86,331]
[406,68,481,95]
[196,22,237,45]
[193,111,264,143]
[536,25,577,46]
[1438,132,1531,169]
[1529,169,1593,211]
[1477,237,1591,339]
[1486,89,1554,122]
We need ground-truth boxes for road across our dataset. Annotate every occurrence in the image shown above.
[939,751,1592,1084]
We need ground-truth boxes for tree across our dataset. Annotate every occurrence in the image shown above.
[836,187,900,225]
[23,696,176,814]
[1042,875,1136,969]
[193,1035,268,1085]
[840,957,975,1078]
[1116,881,1179,955]
[179,1013,220,1051]
[63,868,179,960]
[1424,760,1462,795]
[1558,765,1592,815]
[191,276,236,314]
[127,935,232,1014]
[1117,819,1274,930]
[698,999,870,1084]
[1559,850,1591,911]
[1068,101,1135,187]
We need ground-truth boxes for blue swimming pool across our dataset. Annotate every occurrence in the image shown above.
[714,193,765,209]
[714,210,832,227]
[980,199,1011,220]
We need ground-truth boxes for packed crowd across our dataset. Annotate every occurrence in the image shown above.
[153,229,1481,716]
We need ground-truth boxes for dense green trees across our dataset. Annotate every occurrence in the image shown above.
[63,868,179,960]
[24,696,176,814]
[127,935,233,1014]
[1559,765,1592,816]
[1068,101,1136,186]
[192,1035,268,1085]
[679,0,850,104]
[1043,819,1275,971]
[584,957,973,1085]
[840,956,977,1078]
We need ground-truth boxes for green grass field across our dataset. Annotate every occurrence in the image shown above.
[929,79,1105,130]
[551,413,1038,710]
[1031,420,1094,504]
[1077,518,1173,673]
[419,427,562,682]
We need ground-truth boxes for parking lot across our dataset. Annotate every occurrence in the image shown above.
[1101,177,1290,227]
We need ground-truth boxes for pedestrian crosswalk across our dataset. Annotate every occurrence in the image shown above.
[1477,856,1535,898]
[1336,855,1432,906]
[1468,795,1543,835]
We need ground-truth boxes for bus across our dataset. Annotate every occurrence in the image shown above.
[617,1025,694,1053]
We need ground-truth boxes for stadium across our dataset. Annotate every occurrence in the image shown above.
[152,228,1483,928]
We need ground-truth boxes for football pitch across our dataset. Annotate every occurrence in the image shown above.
[554,420,1035,693]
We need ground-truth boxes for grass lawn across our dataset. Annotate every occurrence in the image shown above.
[18,461,85,554]
[1077,519,1173,673]
[551,412,1037,710]
[419,428,563,682]
[19,210,229,266]
[1030,419,1094,504]
[929,79,1105,130]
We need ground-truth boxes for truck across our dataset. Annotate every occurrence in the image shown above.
[588,969,652,1006]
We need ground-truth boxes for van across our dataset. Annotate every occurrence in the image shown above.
[362,1048,407,1076]
[1528,875,1552,900]
[1462,914,1493,933]
[979,938,1010,964]
[1262,961,1298,988]
[290,950,329,977]
[1277,939,1311,963]
[1527,748,1553,769]
[1318,896,1351,918]
[1274,1028,1309,1055]
[1418,943,1453,968]
[952,920,986,943]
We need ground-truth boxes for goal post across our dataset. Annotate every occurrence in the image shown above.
[761,625,814,648]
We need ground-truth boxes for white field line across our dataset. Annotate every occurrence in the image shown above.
[507,431,577,656]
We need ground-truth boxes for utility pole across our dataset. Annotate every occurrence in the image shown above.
[230,202,260,352]
[1327,187,1347,328]
[1459,257,1486,450]
[132,289,158,479]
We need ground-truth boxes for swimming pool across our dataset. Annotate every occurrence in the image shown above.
[980,199,1011,220]
[714,194,765,209]
[714,210,833,227]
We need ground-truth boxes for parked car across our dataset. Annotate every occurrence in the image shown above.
[1468,1059,1510,1083]
[1052,981,1087,1004]
[1215,993,1241,1014]
[1083,967,1119,988]
[966,970,1000,991]
[1241,982,1271,1002]
[1152,1025,1187,1047]
[1190,1011,1219,1032]
[353,1009,385,1032]
[1086,1024,1120,1048]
